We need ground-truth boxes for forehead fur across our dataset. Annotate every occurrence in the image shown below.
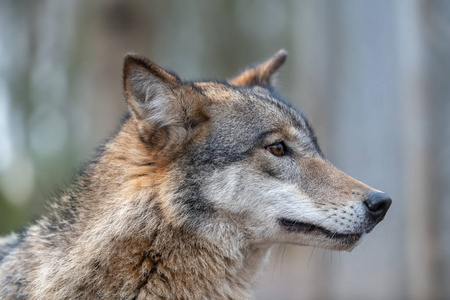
[193,81,309,132]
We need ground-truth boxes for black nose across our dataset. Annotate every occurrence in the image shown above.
[364,192,392,223]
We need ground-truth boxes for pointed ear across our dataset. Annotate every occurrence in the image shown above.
[229,49,288,87]
[123,53,181,122]
[123,54,208,148]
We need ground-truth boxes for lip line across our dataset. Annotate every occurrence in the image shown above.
[278,217,363,240]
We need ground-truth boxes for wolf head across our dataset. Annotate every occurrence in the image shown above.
[122,50,391,252]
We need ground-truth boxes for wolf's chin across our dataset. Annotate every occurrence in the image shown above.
[278,217,364,250]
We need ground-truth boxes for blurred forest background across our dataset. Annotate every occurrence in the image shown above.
[0,0,449,299]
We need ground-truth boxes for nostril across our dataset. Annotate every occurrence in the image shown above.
[364,192,392,222]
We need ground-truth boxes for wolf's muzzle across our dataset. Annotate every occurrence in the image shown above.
[364,192,392,224]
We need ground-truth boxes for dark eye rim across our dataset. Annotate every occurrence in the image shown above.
[266,141,290,156]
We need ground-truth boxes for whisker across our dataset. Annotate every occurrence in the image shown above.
[330,250,333,269]
[272,244,283,281]
[280,244,287,275]
[307,246,315,272]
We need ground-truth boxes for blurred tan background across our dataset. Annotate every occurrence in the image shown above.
[0,1,449,299]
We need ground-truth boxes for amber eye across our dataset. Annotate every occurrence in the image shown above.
[267,142,285,156]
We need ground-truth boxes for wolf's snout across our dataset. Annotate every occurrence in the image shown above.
[364,192,392,223]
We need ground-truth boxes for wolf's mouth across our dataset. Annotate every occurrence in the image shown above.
[278,218,362,243]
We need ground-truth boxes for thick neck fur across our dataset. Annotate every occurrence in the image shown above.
[8,118,269,299]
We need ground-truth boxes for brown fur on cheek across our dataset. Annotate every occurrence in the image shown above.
[112,118,212,228]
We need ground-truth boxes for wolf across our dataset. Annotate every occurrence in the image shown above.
[0,50,391,299]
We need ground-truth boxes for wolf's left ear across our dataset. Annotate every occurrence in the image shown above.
[229,49,287,88]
